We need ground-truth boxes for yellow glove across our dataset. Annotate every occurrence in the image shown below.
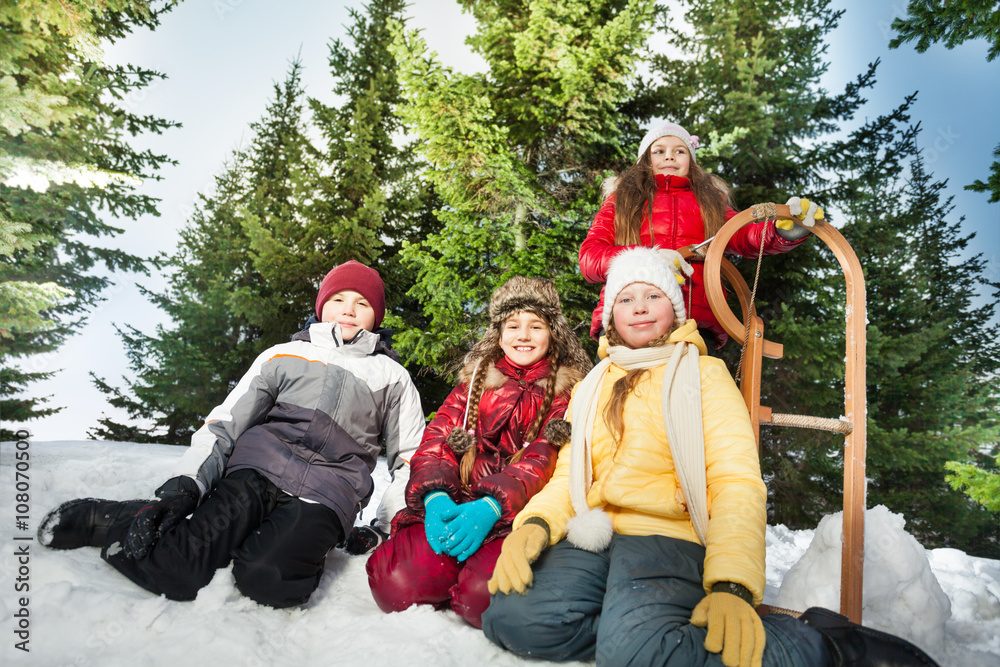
[487,522,549,595]
[690,592,766,667]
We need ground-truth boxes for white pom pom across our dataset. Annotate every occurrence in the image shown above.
[565,508,613,553]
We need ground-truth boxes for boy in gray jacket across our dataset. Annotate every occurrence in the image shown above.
[39,260,423,608]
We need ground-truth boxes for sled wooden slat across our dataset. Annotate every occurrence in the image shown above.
[699,205,867,624]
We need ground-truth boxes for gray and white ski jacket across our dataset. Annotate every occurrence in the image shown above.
[171,321,424,535]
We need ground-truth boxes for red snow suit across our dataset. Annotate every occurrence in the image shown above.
[366,356,582,627]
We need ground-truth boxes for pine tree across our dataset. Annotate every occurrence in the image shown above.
[967,145,1000,203]
[889,0,1000,202]
[833,113,1000,555]
[307,0,451,409]
[889,0,1000,61]
[605,0,880,528]
[308,0,429,293]
[888,1,1000,523]
[91,0,447,438]
[743,97,921,528]
[231,59,321,347]
[646,0,878,362]
[388,0,658,377]
[946,453,1000,513]
[90,58,319,442]
[90,153,259,442]
[0,1,179,438]
[650,0,873,203]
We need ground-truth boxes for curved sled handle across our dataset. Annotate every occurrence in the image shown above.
[677,243,783,359]
[702,205,868,625]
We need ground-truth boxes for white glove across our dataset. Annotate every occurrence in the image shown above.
[778,197,823,240]
[785,196,822,227]
[656,248,695,282]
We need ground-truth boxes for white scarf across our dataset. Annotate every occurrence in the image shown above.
[565,338,708,552]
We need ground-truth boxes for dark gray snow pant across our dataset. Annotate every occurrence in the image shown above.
[482,533,829,666]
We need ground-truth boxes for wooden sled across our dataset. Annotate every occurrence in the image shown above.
[683,205,867,624]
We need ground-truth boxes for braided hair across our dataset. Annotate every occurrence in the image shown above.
[457,317,566,489]
[447,277,592,490]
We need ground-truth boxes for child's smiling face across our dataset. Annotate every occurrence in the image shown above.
[499,311,551,368]
[612,282,675,348]
[649,135,691,178]
[321,290,376,341]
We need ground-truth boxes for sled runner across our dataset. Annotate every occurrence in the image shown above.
[685,204,867,624]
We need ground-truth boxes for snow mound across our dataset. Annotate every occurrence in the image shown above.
[777,505,951,655]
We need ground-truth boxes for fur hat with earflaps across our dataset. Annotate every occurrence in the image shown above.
[460,276,592,384]
[446,277,592,465]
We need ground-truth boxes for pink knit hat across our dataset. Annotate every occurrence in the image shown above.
[314,260,386,326]
[637,122,700,163]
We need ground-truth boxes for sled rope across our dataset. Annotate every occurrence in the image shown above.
[766,412,853,434]
[735,202,775,384]
[756,604,803,619]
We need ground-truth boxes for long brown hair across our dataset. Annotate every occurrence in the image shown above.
[458,312,564,488]
[601,315,682,448]
[612,150,734,246]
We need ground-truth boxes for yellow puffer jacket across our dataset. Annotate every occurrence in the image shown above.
[513,320,767,604]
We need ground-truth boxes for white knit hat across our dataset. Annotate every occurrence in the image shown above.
[601,247,693,331]
[636,122,700,163]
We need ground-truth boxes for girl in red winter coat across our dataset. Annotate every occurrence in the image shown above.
[579,121,821,347]
[366,277,591,628]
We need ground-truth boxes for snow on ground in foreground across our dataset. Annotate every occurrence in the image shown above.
[2,440,998,666]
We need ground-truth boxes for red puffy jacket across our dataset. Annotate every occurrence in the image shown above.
[392,356,582,543]
[579,173,805,346]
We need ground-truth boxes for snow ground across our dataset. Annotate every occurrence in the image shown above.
[2,440,998,666]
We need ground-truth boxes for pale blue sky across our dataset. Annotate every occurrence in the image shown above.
[21,0,998,440]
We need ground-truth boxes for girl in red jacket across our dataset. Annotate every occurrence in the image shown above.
[366,276,591,628]
[579,121,819,347]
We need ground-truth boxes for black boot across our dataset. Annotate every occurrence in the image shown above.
[799,606,940,667]
[341,518,389,555]
[38,498,148,550]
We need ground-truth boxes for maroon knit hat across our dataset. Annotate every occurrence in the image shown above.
[314,260,386,327]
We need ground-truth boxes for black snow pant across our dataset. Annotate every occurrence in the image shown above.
[101,469,343,608]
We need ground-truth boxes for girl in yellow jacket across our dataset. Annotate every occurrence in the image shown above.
[481,247,938,667]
